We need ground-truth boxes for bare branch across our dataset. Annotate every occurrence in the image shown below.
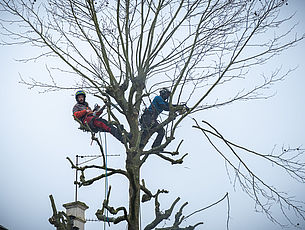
[96,186,129,225]
[144,191,180,230]
[193,119,305,226]
[48,195,73,230]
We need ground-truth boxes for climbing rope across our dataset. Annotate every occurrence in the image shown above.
[140,201,142,230]
[99,131,110,230]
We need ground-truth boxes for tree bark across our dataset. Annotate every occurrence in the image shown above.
[126,151,141,230]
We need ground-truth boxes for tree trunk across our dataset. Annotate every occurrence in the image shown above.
[126,151,141,230]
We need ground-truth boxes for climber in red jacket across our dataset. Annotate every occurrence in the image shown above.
[72,90,124,143]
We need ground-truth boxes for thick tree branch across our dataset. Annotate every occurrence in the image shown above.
[144,191,180,230]
[48,195,72,230]
[96,186,129,225]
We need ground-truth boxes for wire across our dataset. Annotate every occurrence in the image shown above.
[78,156,101,166]
[86,218,102,222]
[79,154,104,158]
[77,154,120,166]
[78,154,120,158]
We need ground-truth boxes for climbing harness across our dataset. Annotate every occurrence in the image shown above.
[73,115,98,133]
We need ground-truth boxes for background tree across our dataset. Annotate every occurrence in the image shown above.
[1,0,305,229]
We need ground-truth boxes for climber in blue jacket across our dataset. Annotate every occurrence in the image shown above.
[140,88,170,148]
[140,88,188,149]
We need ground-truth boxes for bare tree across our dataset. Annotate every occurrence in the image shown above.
[1,0,305,229]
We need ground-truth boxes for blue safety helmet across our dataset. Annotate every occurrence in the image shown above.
[75,90,86,102]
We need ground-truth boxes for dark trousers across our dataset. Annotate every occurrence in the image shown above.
[140,112,165,148]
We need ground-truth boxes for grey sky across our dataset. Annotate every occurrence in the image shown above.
[1,1,305,230]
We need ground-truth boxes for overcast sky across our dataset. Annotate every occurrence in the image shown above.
[1,1,305,230]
